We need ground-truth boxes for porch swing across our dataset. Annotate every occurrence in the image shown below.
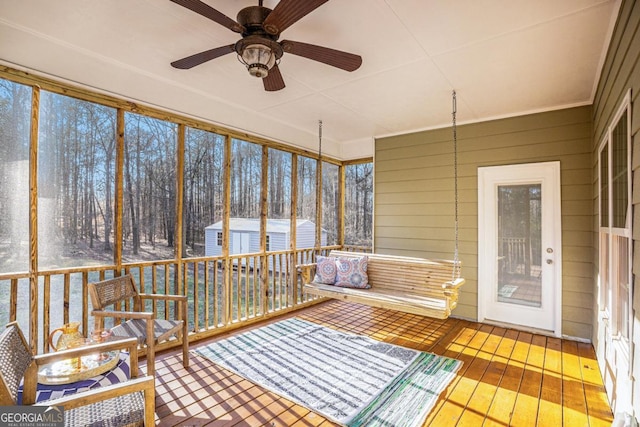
[298,92,465,319]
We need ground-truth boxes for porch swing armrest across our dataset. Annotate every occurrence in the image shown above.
[297,263,317,285]
[443,278,466,290]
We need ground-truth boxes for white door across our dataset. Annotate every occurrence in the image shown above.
[232,232,250,254]
[478,161,562,336]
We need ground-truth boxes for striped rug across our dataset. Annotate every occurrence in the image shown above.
[194,318,461,426]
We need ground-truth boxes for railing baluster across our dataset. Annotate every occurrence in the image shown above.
[63,273,70,325]
[43,275,50,353]
[164,264,170,321]
[10,278,18,322]
[213,260,219,327]
[193,261,199,332]
[82,271,89,337]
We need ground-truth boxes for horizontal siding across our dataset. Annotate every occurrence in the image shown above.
[375,105,593,338]
[591,0,640,416]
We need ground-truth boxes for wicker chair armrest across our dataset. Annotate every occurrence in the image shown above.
[33,375,155,425]
[33,337,138,366]
[138,293,187,302]
[91,309,154,320]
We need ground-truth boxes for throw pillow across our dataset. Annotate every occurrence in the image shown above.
[314,255,337,284]
[335,256,370,289]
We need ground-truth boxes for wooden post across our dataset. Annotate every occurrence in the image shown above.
[29,85,39,354]
[289,154,298,306]
[260,146,269,316]
[175,124,185,299]
[338,163,345,249]
[315,157,322,259]
[114,109,124,272]
[222,135,232,325]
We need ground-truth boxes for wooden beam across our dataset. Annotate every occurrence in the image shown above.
[315,159,322,257]
[222,135,232,325]
[114,109,124,270]
[29,85,39,354]
[175,124,185,297]
[338,164,345,247]
[289,154,298,306]
[260,146,269,316]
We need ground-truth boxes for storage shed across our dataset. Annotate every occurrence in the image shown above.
[204,218,326,258]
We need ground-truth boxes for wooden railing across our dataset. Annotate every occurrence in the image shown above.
[0,246,343,353]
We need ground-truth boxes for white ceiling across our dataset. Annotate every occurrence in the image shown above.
[0,0,619,159]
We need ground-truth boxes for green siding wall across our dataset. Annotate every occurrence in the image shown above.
[591,0,640,416]
[375,106,593,338]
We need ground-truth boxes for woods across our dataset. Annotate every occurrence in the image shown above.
[0,78,373,273]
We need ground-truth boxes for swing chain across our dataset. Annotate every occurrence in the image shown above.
[452,91,461,280]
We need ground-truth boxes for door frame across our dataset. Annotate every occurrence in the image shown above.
[477,161,563,337]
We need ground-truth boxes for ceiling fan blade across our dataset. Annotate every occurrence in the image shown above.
[262,0,329,35]
[170,0,244,33]
[171,44,235,69]
[281,40,362,72]
[263,64,286,91]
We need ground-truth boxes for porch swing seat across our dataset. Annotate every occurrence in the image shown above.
[298,251,465,319]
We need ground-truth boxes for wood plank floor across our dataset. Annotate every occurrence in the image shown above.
[151,300,613,426]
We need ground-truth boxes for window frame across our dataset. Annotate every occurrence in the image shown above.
[597,89,633,370]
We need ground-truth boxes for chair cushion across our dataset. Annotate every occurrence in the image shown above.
[18,352,131,404]
[63,390,145,427]
[111,319,183,344]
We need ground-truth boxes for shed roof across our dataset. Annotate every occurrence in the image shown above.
[205,218,316,234]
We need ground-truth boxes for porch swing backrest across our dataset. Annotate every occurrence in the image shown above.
[299,251,465,319]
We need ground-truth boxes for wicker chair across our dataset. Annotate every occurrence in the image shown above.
[0,322,155,426]
[88,274,189,376]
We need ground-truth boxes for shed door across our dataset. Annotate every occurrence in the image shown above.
[232,232,250,254]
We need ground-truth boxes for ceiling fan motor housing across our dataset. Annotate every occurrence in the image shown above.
[237,6,276,37]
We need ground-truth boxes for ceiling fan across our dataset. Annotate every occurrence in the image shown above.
[169,0,362,91]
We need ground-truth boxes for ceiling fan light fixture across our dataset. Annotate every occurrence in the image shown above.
[235,36,283,79]
[240,44,276,78]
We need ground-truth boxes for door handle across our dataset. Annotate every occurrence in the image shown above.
[546,259,553,264]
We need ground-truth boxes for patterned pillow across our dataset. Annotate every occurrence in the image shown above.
[314,255,337,285]
[335,256,370,289]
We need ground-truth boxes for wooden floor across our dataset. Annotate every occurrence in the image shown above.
[151,300,613,426]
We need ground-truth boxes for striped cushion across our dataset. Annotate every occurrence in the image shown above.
[314,256,337,285]
[63,391,145,427]
[335,256,370,289]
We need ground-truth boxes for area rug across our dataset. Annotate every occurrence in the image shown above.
[193,318,461,426]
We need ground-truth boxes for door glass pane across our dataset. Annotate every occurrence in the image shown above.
[497,184,542,307]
